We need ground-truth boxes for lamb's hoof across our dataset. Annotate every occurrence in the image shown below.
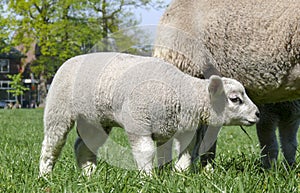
[174,153,191,172]
[81,162,97,177]
[38,170,51,180]
[39,162,53,179]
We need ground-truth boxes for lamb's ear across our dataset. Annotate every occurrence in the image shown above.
[208,75,224,96]
[208,75,226,114]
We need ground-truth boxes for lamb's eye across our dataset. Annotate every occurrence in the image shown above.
[230,97,243,104]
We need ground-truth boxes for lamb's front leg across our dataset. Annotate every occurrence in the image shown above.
[198,126,221,156]
[127,134,155,175]
[192,125,217,168]
[197,125,221,172]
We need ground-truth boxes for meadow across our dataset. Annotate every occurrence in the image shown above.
[0,109,299,192]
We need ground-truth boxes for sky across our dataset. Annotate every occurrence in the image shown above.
[136,8,165,25]
[2,2,170,26]
[136,1,171,25]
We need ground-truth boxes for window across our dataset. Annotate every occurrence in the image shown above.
[0,59,9,73]
[0,81,11,89]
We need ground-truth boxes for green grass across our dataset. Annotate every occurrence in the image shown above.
[0,109,299,192]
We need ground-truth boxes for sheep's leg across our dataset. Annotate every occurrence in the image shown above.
[278,119,299,167]
[197,125,221,172]
[127,134,155,175]
[200,142,216,168]
[74,137,97,176]
[256,116,278,169]
[39,113,74,176]
[156,139,173,168]
[174,131,196,171]
[75,118,111,176]
[193,124,217,168]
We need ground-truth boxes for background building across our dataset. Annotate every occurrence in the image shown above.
[0,48,38,108]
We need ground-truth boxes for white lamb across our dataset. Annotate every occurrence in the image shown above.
[39,52,259,176]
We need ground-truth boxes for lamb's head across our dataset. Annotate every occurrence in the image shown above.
[208,75,259,126]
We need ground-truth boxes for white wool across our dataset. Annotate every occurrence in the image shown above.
[39,52,259,176]
[153,0,300,104]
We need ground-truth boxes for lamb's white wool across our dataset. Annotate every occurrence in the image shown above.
[39,52,259,176]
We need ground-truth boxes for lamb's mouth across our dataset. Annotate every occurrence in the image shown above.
[243,119,258,126]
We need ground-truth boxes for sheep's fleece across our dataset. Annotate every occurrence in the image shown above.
[39,52,259,175]
[153,0,300,104]
[153,0,300,169]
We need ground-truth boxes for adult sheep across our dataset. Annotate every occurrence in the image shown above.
[153,0,300,169]
[257,100,300,168]
[39,52,259,176]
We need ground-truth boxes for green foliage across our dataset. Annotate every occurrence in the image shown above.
[0,5,11,53]
[0,0,164,104]
[7,73,29,103]
[0,0,167,105]
[0,110,299,192]
[1,0,167,77]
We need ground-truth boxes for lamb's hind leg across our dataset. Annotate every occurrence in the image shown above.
[39,112,74,176]
[278,119,299,167]
[75,118,111,176]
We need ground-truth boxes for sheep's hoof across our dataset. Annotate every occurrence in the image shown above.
[203,163,214,173]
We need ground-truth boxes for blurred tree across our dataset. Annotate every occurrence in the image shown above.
[1,0,166,106]
[7,73,29,107]
[0,4,11,53]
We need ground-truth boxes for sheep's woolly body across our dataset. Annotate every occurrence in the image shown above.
[153,0,300,103]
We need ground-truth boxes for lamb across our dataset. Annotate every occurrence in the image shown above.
[153,0,300,169]
[39,52,259,176]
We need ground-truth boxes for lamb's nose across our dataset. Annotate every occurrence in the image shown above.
[255,111,260,118]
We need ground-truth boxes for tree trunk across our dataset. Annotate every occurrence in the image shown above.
[13,96,20,109]
[38,73,47,107]
[102,0,109,51]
